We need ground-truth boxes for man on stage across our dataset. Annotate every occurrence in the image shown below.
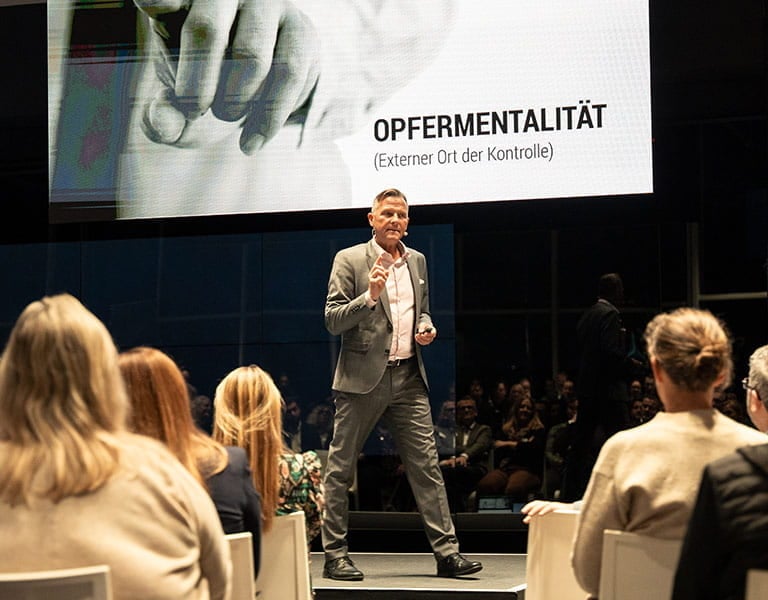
[321,188,482,581]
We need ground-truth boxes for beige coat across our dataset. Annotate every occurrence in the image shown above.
[572,409,766,597]
[0,433,231,600]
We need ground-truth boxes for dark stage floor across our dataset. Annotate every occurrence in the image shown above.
[310,553,527,600]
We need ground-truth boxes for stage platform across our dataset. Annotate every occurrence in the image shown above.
[310,511,530,555]
[310,553,527,600]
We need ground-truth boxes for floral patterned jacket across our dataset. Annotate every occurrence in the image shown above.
[276,450,325,547]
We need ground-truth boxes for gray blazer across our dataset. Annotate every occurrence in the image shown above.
[325,238,434,394]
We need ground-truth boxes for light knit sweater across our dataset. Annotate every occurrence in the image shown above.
[571,409,766,597]
[0,433,231,600]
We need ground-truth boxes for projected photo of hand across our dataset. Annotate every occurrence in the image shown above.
[134,0,320,155]
[114,0,457,218]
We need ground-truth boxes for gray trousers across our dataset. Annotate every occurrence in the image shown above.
[321,360,459,560]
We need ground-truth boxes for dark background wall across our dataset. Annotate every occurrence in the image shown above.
[0,1,766,410]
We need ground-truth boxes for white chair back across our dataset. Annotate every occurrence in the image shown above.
[0,564,112,600]
[525,508,585,600]
[256,510,312,600]
[746,568,768,600]
[598,529,682,600]
[226,532,256,600]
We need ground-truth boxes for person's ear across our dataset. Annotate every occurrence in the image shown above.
[747,389,768,432]
[713,370,727,389]
[650,356,663,383]
[748,389,766,418]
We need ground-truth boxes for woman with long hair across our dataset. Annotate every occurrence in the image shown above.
[570,307,767,598]
[475,393,547,502]
[0,294,230,600]
[212,365,324,547]
[118,346,262,574]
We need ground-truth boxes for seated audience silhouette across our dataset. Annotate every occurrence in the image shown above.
[183,367,214,434]
[305,399,336,450]
[476,378,509,439]
[119,346,262,574]
[283,396,323,453]
[542,396,578,498]
[672,344,768,600]
[212,365,325,551]
[628,397,646,427]
[439,395,493,512]
[434,398,457,459]
[476,392,546,503]
[0,294,231,600]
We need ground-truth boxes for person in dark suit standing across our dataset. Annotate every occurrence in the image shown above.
[321,188,482,581]
[562,273,633,501]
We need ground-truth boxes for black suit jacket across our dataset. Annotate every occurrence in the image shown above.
[575,298,629,429]
[206,446,262,576]
[456,422,493,468]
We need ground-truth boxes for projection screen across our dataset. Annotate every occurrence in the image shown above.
[48,0,652,222]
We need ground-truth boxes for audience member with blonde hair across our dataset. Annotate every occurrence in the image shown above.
[476,393,546,502]
[0,294,231,600]
[119,346,262,574]
[213,365,324,548]
[570,307,766,598]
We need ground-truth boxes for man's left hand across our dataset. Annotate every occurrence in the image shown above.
[415,327,436,346]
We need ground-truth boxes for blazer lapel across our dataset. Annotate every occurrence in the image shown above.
[405,255,421,318]
[367,239,393,324]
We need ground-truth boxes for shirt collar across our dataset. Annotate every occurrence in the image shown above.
[373,239,410,265]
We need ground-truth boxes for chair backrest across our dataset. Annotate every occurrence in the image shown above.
[0,564,112,600]
[746,569,768,600]
[598,529,682,600]
[256,510,312,600]
[226,532,256,600]
[525,509,586,600]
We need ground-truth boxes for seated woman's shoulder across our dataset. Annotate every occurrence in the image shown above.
[118,433,206,490]
[123,431,177,459]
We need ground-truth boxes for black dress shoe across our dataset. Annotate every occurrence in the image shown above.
[323,556,364,581]
[436,553,483,578]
